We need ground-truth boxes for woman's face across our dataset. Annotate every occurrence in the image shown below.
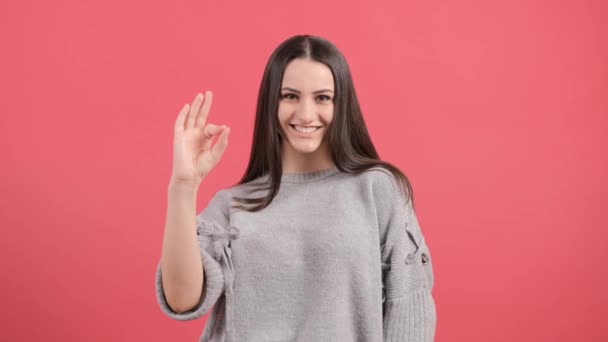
[278,58,335,157]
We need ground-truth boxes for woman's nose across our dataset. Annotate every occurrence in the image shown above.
[296,98,316,120]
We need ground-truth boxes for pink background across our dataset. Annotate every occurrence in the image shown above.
[2,0,607,341]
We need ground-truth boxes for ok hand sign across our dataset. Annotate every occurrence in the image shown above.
[171,91,230,187]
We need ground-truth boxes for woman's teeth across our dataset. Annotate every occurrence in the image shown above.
[292,125,320,133]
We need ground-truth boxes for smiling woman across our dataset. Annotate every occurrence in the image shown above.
[277,58,336,172]
[155,34,436,342]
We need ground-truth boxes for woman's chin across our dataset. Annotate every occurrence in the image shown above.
[288,141,322,154]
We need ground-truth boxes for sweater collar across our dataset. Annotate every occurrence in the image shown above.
[281,167,341,184]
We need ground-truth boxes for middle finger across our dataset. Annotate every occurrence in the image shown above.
[187,93,204,129]
[195,90,213,129]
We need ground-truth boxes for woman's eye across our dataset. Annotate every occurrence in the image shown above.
[280,93,332,101]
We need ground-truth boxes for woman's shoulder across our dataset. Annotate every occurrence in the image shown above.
[357,165,401,195]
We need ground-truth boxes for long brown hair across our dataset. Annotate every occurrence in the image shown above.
[229,34,415,212]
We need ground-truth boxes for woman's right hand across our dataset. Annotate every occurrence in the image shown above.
[170,91,230,187]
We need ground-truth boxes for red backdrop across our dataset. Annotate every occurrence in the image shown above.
[1,0,606,341]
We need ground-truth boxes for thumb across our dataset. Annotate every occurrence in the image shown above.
[201,123,223,150]
[210,126,230,164]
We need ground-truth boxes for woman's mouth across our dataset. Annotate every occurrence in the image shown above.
[290,124,321,136]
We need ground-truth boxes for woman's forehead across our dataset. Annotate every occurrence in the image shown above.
[282,59,334,91]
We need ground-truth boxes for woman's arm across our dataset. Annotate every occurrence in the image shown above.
[159,180,205,313]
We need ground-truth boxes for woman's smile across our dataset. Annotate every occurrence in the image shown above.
[290,124,322,137]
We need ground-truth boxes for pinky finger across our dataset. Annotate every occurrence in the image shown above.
[174,104,190,132]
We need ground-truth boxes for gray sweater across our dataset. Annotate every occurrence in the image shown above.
[155,166,437,341]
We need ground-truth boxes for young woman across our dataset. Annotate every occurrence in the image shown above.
[156,34,436,341]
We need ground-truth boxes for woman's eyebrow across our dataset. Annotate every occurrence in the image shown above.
[281,87,334,94]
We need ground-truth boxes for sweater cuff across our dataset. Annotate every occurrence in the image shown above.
[383,288,437,342]
[155,248,225,321]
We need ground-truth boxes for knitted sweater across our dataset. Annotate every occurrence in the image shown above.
[155,166,437,341]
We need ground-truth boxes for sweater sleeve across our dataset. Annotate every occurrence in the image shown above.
[155,189,230,321]
[377,174,437,341]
